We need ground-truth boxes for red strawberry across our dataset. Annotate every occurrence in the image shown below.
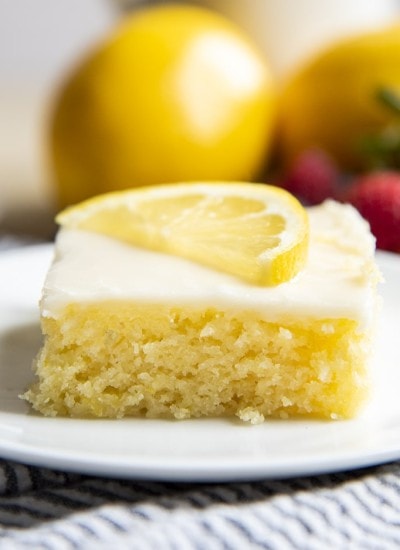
[347,171,400,252]
[280,148,339,205]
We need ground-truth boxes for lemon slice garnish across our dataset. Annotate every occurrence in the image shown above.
[56,182,309,286]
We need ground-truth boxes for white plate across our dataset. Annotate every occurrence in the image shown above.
[0,245,399,482]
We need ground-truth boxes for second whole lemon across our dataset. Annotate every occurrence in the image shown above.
[279,25,400,170]
[50,4,276,207]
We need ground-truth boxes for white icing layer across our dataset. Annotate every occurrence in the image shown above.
[41,201,380,325]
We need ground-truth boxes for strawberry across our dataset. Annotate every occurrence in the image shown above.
[347,170,400,252]
[280,148,339,205]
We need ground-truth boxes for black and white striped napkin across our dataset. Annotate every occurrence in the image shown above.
[0,459,399,549]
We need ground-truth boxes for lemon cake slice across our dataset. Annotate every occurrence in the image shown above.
[24,184,380,422]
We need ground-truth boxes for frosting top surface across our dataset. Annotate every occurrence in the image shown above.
[42,201,379,323]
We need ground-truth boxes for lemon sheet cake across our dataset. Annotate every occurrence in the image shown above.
[25,199,380,422]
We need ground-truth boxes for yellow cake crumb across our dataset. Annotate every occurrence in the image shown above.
[24,303,371,421]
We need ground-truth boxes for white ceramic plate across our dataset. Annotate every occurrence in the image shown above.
[0,245,399,482]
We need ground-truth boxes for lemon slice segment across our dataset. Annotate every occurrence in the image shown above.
[56,182,309,286]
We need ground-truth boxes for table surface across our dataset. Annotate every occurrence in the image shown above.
[1,236,399,550]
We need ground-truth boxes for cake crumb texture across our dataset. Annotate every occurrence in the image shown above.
[24,303,370,421]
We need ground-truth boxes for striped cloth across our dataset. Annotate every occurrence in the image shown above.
[0,460,400,549]
[1,237,400,549]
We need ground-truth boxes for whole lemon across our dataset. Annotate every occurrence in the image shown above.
[50,4,276,207]
[279,25,400,169]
